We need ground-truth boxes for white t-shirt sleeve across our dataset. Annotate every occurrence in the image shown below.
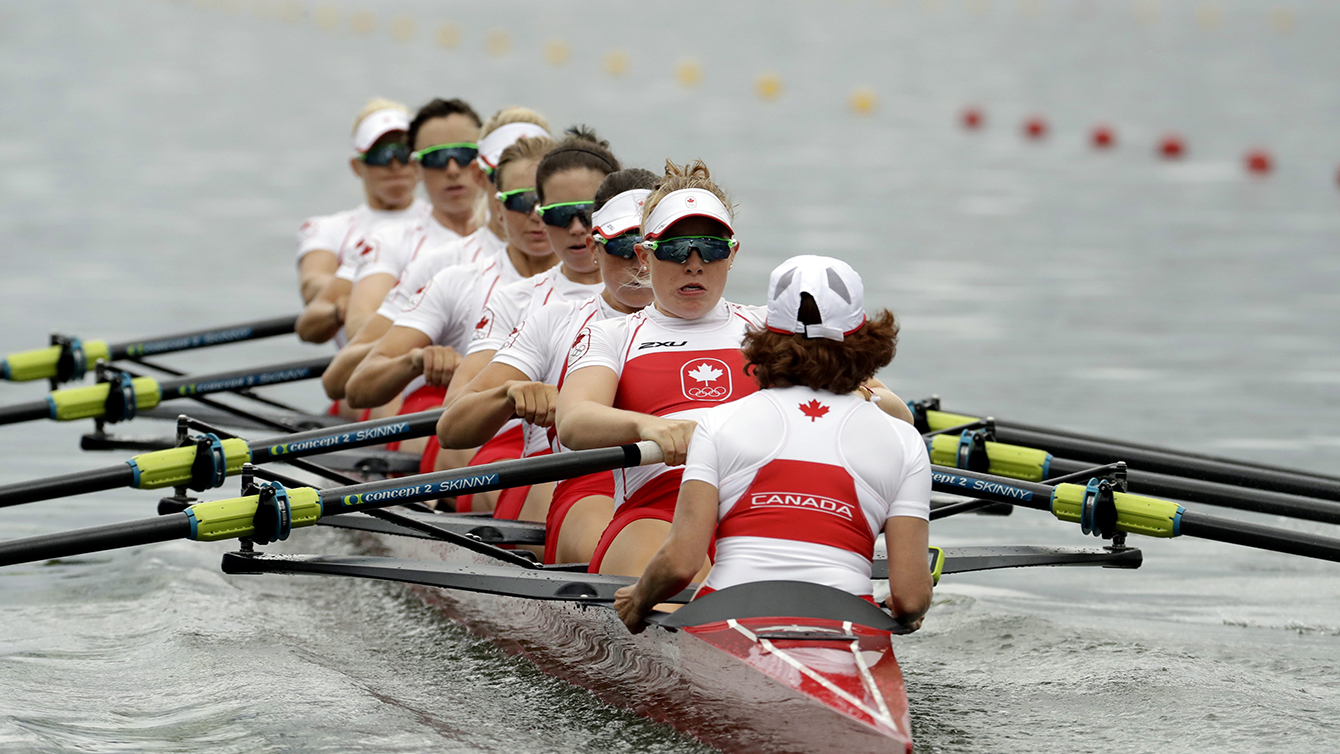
[682,413,722,488]
[563,317,624,376]
[467,279,531,356]
[491,304,561,380]
[887,421,932,520]
[392,268,463,344]
[296,214,346,263]
[353,222,413,283]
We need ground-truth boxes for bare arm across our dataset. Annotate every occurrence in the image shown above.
[345,326,456,409]
[295,276,351,344]
[614,479,719,632]
[555,367,696,466]
[322,313,393,400]
[437,361,549,449]
[442,349,495,410]
[298,250,338,304]
[883,516,933,630]
[862,377,915,425]
[344,273,396,340]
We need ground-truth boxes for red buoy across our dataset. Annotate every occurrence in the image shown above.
[1023,116,1047,140]
[1159,134,1185,160]
[1091,125,1115,149]
[962,107,984,130]
[1245,149,1272,175]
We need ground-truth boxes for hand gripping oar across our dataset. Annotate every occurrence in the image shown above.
[0,409,443,508]
[921,430,1340,526]
[0,441,665,568]
[0,356,331,427]
[929,464,1340,563]
[0,314,300,385]
[915,400,1340,502]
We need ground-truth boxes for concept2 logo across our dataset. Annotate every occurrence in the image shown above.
[931,471,1034,501]
[340,473,501,506]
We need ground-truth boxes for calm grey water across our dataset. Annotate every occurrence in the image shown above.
[2,1,1339,751]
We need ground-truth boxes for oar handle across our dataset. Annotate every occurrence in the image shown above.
[0,516,191,567]
[0,400,52,426]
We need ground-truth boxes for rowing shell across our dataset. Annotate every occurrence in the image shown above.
[333,509,914,754]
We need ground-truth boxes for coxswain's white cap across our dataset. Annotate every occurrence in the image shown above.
[351,108,410,155]
[642,188,734,240]
[592,189,652,240]
[765,255,867,342]
[476,122,551,172]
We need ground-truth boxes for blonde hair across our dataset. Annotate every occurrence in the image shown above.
[641,159,735,226]
[495,135,556,192]
[480,106,551,139]
[351,97,409,135]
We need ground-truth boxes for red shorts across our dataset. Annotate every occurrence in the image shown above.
[588,470,683,573]
[492,448,553,521]
[454,424,525,513]
[386,385,447,453]
[693,585,877,604]
[543,470,616,564]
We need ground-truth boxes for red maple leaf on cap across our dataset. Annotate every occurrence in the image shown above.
[799,399,830,422]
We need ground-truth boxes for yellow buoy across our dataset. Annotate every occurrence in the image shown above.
[389,15,414,42]
[1195,2,1221,29]
[349,9,375,35]
[1133,0,1158,25]
[277,0,302,23]
[604,49,630,77]
[312,4,338,30]
[849,86,877,116]
[1268,7,1294,34]
[755,72,783,101]
[544,40,570,66]
[675,58,702,88]
[436,22,461,49]
[487,29,512,56]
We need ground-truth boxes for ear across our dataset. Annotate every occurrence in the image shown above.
[349,157,365,179]
[634,243,650,266]
[585,233,598,255]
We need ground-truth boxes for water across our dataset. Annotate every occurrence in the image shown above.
[2,0,1339,751]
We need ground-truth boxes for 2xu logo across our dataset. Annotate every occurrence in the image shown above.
[638,340,687,350]
[681,358,731,401]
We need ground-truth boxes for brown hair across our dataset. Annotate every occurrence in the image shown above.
[407,98,482,148]
[593,168,660,211]
[536,126,621,204]
[495,135,556,192]
[742,294,899,395]
[641,159,734,227]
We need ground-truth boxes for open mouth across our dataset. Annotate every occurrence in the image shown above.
[678,283,707,295]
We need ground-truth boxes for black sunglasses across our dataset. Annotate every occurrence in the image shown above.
[359,142,411,167]
[496,187,540,214]
[595,231,641,259]
[536,201,593,229]
[412,143,479,170]
[642,236,737,264]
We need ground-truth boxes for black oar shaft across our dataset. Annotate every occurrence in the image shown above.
[156,357,330,399]
[1047,457,1340,525]
[108,315,298,360]
[1178,511,1340,562]
[0,516,190,567]
[0,465,135,509]
[0,401,51,425]
[249,410,441,464]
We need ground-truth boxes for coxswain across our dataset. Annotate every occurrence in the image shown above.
[614,255,933,632]
[438,168,659,548]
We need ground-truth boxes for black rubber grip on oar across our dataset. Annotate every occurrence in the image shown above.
[108,315,299,360]
[0,515,190,567]
[0,400,52,426]
[157,356,331,400]
[0,465,135,508]
[1177,510,1340,563]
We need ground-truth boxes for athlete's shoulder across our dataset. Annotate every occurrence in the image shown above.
[297,206,358,241]
[725,301,767,327]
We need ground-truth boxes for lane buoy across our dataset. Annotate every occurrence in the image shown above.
[1245,149,1272,175]
[962,107,983,130]
[544,40,570,66]
[486,29,511,56]
[756,72,783,101]
[1023,116,1047,140]
[604,50,630,77]
[1091,125,1115,149]
[675,59,702,87]
[350,9,375,35]
[849,87,877,116]
[436,22,461,49]
[389,15,414,42]
[1159,134,1185,159]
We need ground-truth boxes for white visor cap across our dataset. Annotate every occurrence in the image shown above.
[592,189,652,240]
[352,108,410,155]
[642,188,734,240]
[476,122,550,172]
[765,255,867,341]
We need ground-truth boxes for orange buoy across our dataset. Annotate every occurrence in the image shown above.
[1245,149,1272,175]
[1091,125,1115,149]
[962,107,984,130]
[1159,134,1185,159]
[1023,116,1047,140]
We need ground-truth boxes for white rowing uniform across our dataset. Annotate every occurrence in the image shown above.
[683,386,931,597]
[392,250,525,354]
[491,292,622,458]
[376,227,506,323]
[564,299,766,511]
[348,213,471,286]
[295,200,428,279]
[468,266,605,359]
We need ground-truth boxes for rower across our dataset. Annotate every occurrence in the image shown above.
[556,161,763,578]
[343,134,559,475]
[433,130,624,514]
[437,169,660,555]
[318,108,549,429]
[294,99,427,340]
[614,255,933,632]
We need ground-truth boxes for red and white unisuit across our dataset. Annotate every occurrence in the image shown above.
[565,300,765,567]
[295,200,429,281]
[683,386,930,597]
[376,227,506,323]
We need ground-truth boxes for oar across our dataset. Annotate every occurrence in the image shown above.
[923,432,1340,525]
[919,402,1340,501]
[0,441,664,568]
[0,356,331,427]
[0,409,441,507]
[929,464,1340,563]
[1,315,299,384]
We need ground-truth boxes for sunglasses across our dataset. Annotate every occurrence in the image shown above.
[412,142,479,170]
[641,235,737,264]
[359,142,412,167]
[496,187,540,214]
[536,201,593,229]
[594,231,641,260]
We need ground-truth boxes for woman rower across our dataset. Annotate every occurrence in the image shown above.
[344,134,559,474]
[555,160,762,578]
[437,168,659,544]
[614,255,933,632]
[295,98,426,338]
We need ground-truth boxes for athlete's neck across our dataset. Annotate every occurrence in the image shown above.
[560,263,601,286]
[601,287,641,315]
[487,213,505,241]
[431,206,476,236]
[365,193,413,212]
[506,246,558,277]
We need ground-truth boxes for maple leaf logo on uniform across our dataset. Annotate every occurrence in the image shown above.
[688,363,723,383]
[681,358,732,401]
[799,399,830,422]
